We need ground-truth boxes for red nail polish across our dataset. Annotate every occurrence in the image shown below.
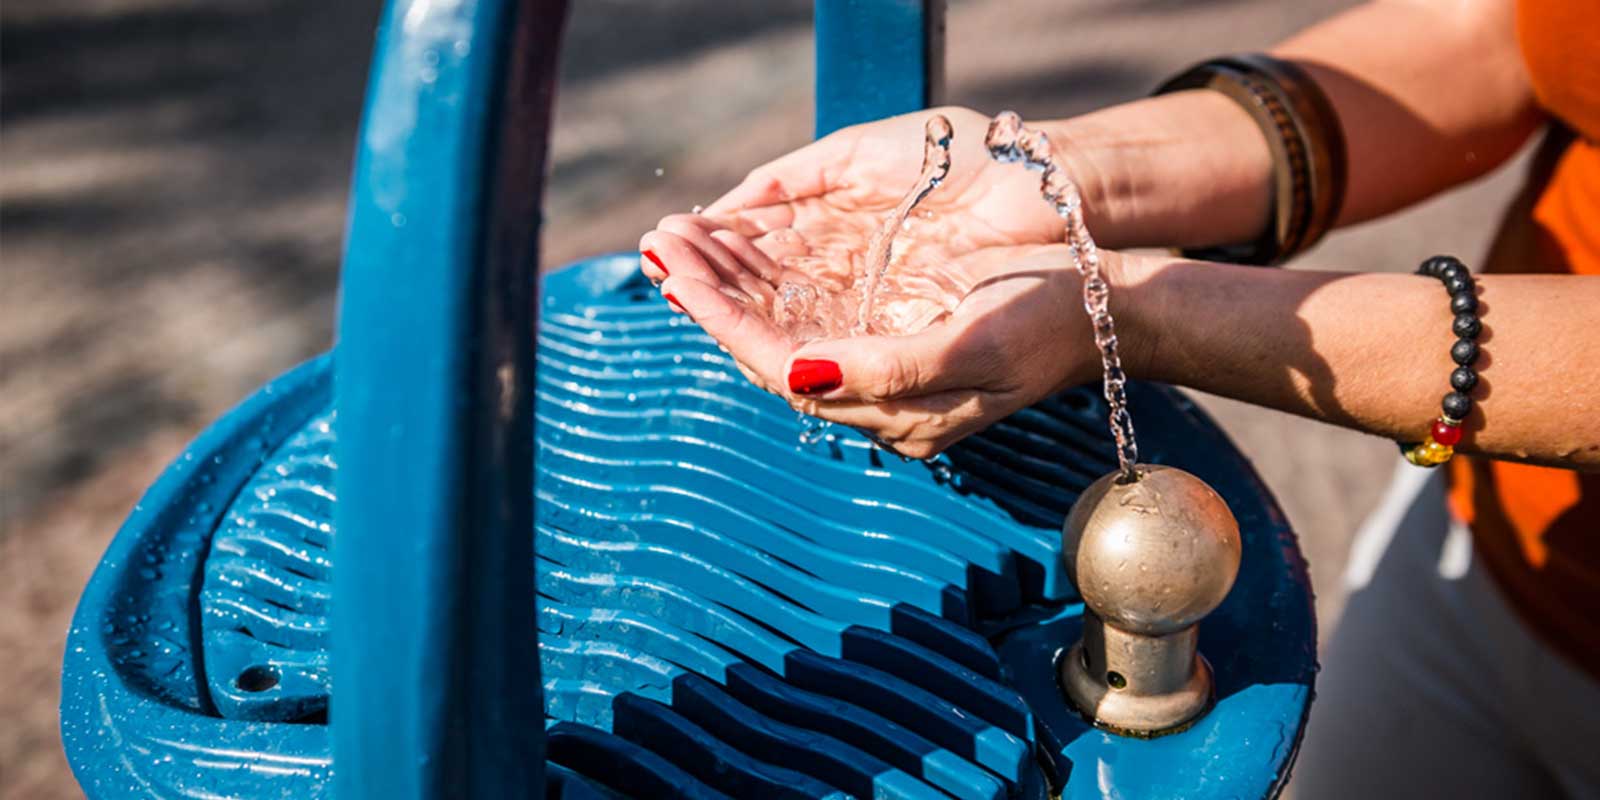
[789,359,842,395]
[642,249,668,275]
[664,292,688,317]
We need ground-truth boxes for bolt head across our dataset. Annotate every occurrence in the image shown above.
[1062,465,1241,635]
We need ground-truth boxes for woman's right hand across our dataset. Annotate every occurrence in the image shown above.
[644,95,1273,276]
[632,106,1143,458]
[694,106,1114,255]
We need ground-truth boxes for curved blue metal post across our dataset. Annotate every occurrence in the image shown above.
[332,1,566,798]
[814,0,945,137]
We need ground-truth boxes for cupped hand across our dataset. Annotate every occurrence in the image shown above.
[645,225,1114,458]
[638,107,1125,457]
[698,107,1084,261]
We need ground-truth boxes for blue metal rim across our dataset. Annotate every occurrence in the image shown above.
[60,356,336,799]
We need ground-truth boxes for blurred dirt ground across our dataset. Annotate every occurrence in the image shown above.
[1,0,1529,796]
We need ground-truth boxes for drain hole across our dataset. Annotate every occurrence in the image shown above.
[237,665,280,693]
[1106,671,1126,690]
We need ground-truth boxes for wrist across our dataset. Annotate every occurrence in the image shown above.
[1101,250,1174,384]
[1046,92,1273,251]
[1039,115,1132,249]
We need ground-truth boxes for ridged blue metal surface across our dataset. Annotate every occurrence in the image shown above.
[199,255,1059,798]
[66,255,1315,799]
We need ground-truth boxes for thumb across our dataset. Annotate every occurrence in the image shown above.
[785,323,997,403]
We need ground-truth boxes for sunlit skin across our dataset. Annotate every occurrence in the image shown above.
[641,0,1600,467]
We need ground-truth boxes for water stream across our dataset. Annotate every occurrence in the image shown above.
[984,111,1138,479]
[773,111,1138,476]
[854,115,954,333]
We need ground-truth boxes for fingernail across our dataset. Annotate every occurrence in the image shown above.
[664,292,689,318]
[789,359,842,395]
[642,249,668,275]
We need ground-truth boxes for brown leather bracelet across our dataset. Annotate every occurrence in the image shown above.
[1155,54,1347,265]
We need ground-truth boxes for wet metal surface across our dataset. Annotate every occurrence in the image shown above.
[63,255,1314,798]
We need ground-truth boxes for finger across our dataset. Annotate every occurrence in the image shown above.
[657,214,778,299]
[639,230,748,302]
[790,390,1004,460]
[783,323,1001,403]
[710,228,785,284]
[659,275,793,389]
[722,203,798,237]
[639,247,669,283]
[749,227,811,265]
[704,132,857,215]
[657,211,784,284]
[729,356,775,395]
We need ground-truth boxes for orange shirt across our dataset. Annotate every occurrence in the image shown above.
[1447,0,1600,681]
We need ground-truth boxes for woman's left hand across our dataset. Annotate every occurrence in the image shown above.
[651,236,1123,459]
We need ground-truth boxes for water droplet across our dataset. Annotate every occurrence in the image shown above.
[795,413,834,447]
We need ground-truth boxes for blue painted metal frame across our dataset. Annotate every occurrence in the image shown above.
[814,0,946,136]
[331,0,565,797]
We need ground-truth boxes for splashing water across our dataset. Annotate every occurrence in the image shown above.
[765,111,1137,472]
[984,111,1139,480]
[780,117,954,445]
[855,115,954,333]
[797,411,833,446]
[769,116,956,342]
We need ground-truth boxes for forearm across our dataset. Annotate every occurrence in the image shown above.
[1046,90,1273,250]
[1275,0,1542,225]
[1113,254,1600,468]
[1046,0,1541,250]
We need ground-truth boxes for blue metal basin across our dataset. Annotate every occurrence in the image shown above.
[62,254,1315,799]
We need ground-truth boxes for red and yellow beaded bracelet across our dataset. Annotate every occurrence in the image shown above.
[1406,415,1465,468]
[1401,255,1479,468]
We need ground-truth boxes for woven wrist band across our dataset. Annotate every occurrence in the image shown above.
[1154,53,1347,266]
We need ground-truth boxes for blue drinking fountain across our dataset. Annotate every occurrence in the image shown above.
[60,1,1317,797]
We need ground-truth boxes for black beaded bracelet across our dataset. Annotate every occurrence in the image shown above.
[1401,255,1479,467]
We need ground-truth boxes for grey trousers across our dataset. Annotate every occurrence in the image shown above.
[1294,465,1600,800]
